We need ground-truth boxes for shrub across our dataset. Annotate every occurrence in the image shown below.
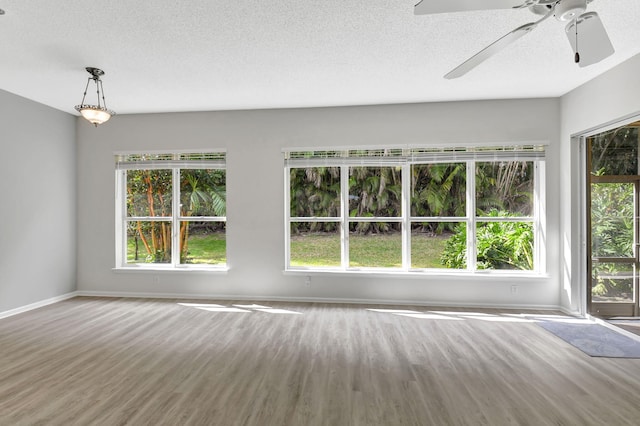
[441,210,533,270]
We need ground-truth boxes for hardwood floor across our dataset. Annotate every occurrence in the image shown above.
[1,297,640,425]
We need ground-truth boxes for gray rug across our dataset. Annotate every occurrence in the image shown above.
[538,320,640,358]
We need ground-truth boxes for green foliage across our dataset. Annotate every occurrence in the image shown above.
[181,169,226,217]
[475,162,533,215]
[441,210,533,270]
[126,168,226,264]
[440,224,467,269]
[591,263,633,300]
[590,180,633,257]
[290,167,341,234]
[288,159,536,269]
[589,180,634,300]
[589,127,639,176]
[411,163,466,233]
[587,125,640,301]
[348,166,402,234]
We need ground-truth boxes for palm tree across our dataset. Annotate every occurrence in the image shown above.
[349,166,401,233]
[179,169,226,262]
[411,163,466,233]
[127,169,172,262]
[290,167,340,233]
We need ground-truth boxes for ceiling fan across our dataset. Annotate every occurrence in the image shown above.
[415,0,615,79]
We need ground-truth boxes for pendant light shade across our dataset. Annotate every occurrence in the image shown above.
[75,67,115,126]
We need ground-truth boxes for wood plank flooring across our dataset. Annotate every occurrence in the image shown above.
[1,297,640,425]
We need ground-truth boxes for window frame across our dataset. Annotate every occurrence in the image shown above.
[284,146,545,275]
[115,151,227,271]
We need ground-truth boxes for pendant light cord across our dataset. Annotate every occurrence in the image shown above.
[574,18,580,63]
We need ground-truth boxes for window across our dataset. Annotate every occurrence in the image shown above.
[115,152,226,269]
[285,146,545,273]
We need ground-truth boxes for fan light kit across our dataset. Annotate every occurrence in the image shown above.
[415,0,614,79]
[75,67,116,126]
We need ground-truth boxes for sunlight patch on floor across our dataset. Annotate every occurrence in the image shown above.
[179,302,302,315]
[369,309,579,323]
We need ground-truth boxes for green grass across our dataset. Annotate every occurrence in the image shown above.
[411,233,451,269]
[183,234,226,264]
[290,233,341,267]
[350,233,402,267]
[127,233,226,264]
[128,231,450,268]
[290,232,451,268]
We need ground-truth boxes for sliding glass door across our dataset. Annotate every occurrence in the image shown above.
[587,123,640,317]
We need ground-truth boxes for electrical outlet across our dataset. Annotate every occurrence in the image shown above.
[304,276,311,287]
[511,285,518,295]
[153,275,160,285]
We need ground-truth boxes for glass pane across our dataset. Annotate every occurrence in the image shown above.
[589,126,639,176]
[180,221,226,265]
[592,262,635,303]
[180,169,226,217]
[349,166,401,217]
[411,222,464,269]
[127,169,172,217]
[411,163,466,217]
[126,221,172,264]
[476,162,533,217]
[476,221,533,270]
[290,222,341,267]
[290,167,340,217]
[349,223,401,268]
[590,183,634,258]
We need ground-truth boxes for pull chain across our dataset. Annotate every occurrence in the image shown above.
[574,18,580,63]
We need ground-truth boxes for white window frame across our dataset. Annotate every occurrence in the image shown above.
[115,151,227,271]
[284,145,546,274]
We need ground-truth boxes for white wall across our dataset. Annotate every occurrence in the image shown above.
[77,99,562,309]
[0,89,76,313]
[560,53,640,314]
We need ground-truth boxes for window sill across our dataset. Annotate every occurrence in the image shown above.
[283,268,548,280]
[113,266,229,274]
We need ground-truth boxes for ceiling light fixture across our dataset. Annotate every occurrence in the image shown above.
[75,67,115,126]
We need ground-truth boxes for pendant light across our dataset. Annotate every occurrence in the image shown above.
[75,67,115,126]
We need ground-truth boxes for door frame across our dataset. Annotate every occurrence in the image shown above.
[579,116,640,318]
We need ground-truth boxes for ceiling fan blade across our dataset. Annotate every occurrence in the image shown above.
[565,12,614,67]
[445,22,537,79]
[415,0,530,15]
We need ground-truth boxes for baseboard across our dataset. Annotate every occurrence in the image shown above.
[0,289,565,318]
[0,291,79,320]
[76,290,562,311]
[559,306,583,317]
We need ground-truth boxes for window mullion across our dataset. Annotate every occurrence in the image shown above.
[534,160,545,273]
[116,169,126,267]
[172,168,180,267]
[467,160,477,271]
[341,165,349,268]
[402,163,411,270]
[284,166,291,269]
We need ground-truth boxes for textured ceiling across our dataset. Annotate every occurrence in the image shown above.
[1,0,639,115]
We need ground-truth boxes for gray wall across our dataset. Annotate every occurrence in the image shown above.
[77,99,562,309]
[6,51,640,314]
[560,53,640,313]
[0,89,76,313]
